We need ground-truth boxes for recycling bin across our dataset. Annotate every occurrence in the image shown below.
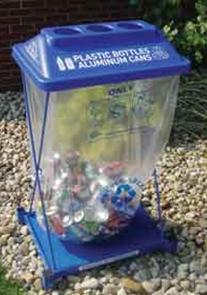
[12,20,190,288]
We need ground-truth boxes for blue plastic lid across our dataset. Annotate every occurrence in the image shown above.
[12,20,190,91]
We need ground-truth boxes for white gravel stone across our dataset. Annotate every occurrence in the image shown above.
[165,286,179,295]
[195,284,207,294]
[34,278,42,290]
[23,271,34,283]
[20,225,29,236]
[74,282,81,290]
[102,283,117,295]
[99,276,108,284]
[189,261,201,275]
[80,278,99,290]
[117,287,127,295]
[152,290,163,295]
[133,269,150,281]
[177,263,189,279]
[188,272,197,281]
[161,279,171,292]
[142,279,161,293]
[180,280,190,290]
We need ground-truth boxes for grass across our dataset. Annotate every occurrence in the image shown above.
[171,70,207,143]
[0,266,23,295]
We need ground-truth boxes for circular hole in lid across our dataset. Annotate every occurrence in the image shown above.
[54,27,81,35]
[117,22,143,30]
[86,24,112,32]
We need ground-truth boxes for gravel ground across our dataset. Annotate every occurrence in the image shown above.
[0,91,207,295]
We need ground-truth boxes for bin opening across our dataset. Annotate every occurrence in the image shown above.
[86,24,113,32]
[54,28,82,35]
[117,22,143,30]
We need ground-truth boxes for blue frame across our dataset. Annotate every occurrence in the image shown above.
[17,206,177,289]
[17,73,177,289]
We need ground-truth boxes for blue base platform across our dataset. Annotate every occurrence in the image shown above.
[17,206,177,289]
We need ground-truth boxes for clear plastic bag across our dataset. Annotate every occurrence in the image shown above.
[26,75,180,242]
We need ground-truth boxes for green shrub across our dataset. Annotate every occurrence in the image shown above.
[163,0,207,65]
[130,0,207,66]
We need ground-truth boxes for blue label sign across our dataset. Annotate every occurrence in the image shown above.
[56,46,170,72]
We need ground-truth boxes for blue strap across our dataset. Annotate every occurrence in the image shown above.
[153,168,164,237]
[22,73,56,270]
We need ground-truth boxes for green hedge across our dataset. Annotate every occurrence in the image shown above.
[131,0,207,67]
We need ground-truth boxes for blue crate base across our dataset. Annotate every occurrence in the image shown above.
[17,206,177,289]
